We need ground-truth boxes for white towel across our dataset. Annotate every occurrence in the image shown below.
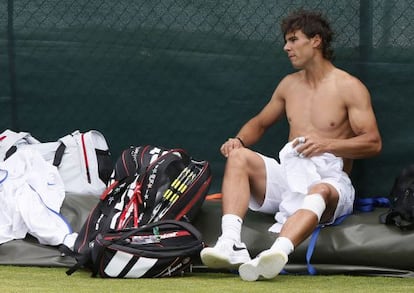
[268,140,344,233]
[279,140,343,194]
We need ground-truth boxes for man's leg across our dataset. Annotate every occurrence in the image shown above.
[200,148,267,269]
[239,183,339,281]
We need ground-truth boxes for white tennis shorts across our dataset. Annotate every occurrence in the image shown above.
[249,153,355,227]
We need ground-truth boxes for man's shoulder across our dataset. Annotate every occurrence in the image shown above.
[283,70,303,80]
[333,69,368,95]
[333,68,362,85]
[332,68,370,102]
[279,71,302,87]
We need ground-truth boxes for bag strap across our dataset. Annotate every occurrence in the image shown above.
[302,196,395,275]
[4,145,17,160]
[307,215,349,275]
[59,245,87,276]
[354,197,390,212]
[53,142,66,166]
[113,220,202,243]
[281,214,349,276]
[0,130,40,161]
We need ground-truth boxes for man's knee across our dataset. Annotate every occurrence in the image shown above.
[300,194,326,221]
[227,147,248,161]
[306,183,339,222]
[308,183,331,198]
[225,148,253,171]
[224,149,267,201]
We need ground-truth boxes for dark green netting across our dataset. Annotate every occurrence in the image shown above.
[1,1,414,276]
[1,0,414,196]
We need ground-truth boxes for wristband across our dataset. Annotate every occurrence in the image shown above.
[235,136,245,147]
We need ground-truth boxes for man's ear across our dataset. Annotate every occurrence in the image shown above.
[312,34,322,48]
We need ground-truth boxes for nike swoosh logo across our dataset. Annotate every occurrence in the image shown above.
[233,244,246,251]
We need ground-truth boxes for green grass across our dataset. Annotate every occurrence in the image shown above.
[0,266,413,293]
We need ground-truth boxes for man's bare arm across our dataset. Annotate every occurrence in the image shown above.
[220,82,286,157]
[236,87,286,147]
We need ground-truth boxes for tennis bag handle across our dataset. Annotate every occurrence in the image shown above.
[98,220,204,258]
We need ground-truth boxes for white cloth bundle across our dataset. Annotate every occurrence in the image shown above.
[0,148,76,246]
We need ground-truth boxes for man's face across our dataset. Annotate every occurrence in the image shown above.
[283,30,318,69]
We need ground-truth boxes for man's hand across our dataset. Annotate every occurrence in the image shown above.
[292,135,330,158]
[220,137,245,157]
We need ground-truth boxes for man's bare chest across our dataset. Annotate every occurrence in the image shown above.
[285,92,348,132]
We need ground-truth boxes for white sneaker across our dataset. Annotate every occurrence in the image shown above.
[200,239,251,270]
[238,249,288,281]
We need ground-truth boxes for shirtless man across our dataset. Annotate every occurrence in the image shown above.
[200,10,382,281]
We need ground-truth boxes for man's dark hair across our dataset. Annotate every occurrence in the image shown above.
[281,9,334,60]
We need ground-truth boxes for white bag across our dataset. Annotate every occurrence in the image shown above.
[0,129,113,196]
[0,129,40,160]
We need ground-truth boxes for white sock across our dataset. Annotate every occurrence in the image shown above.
[270,236,294,256]
[219,214,243,243]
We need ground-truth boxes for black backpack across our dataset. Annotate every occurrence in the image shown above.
[380,164,414,230]
[73,145,212,256]
[67,220,204,278]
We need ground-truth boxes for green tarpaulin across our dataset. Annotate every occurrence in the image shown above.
[1,194,413,277]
